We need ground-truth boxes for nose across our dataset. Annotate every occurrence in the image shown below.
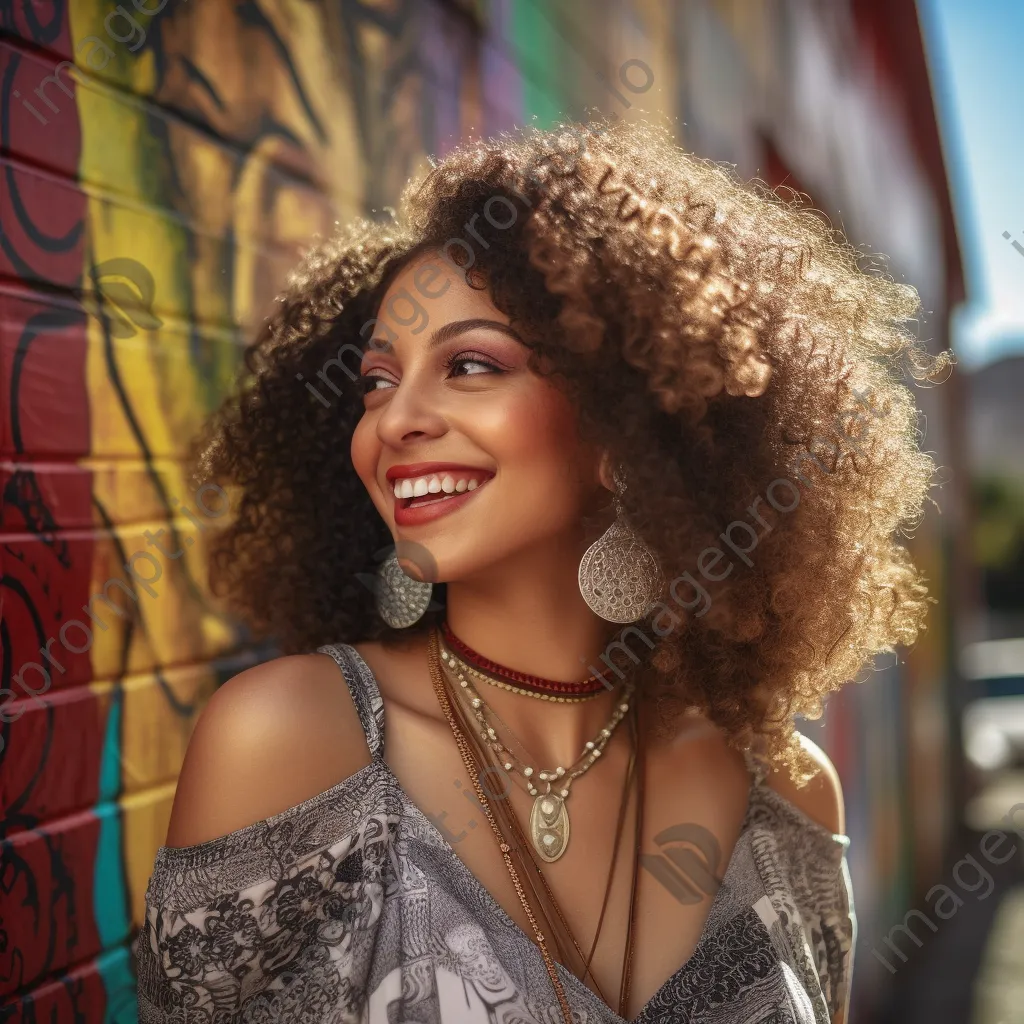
[375,376,449,448]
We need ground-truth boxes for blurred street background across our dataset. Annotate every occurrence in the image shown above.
[1,0,1021,1021]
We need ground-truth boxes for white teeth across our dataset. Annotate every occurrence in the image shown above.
[394,473,488,500]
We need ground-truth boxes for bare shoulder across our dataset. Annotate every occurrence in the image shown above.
[762,731,846,836]
[165,651,371,848]
[648,714,753,821]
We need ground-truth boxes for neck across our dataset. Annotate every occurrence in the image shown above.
[441,536,635,766]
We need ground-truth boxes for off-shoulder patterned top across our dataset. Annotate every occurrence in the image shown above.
[137,643,857,1024]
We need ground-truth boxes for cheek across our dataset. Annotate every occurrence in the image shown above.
[497,384,589,494]
[350,416,381,502]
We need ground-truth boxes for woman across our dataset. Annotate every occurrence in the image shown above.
[137,120,948,1023]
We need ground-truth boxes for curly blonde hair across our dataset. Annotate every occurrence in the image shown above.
[199,119,951,772]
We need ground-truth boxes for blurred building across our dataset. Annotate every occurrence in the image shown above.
[655,1,967,1019]
[967,354,1024,638]
[0,0,965,1020]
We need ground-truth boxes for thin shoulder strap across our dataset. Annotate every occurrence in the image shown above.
[317,643,386,759]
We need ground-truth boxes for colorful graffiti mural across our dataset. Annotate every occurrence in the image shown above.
[1,1,961,1021]
[0,0,475,1016]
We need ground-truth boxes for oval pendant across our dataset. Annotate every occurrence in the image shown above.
[530,792,570,862]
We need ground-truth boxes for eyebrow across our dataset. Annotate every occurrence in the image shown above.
[367,317,524,352]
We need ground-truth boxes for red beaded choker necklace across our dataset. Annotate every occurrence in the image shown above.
[440,622,612,698]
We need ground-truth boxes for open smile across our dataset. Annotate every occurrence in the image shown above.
[386,462,494,526]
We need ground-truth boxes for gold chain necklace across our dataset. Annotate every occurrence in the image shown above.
[440,641,633,863]
[452,656,603,702]
[426,631,576,1024]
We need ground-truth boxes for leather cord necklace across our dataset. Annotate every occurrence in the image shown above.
[451,673,637,1006]
[428,629,645,1019]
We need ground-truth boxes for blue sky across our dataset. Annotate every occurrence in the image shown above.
[918,0,1024,369]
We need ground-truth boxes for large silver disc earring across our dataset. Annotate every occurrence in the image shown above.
[578,498,661,624]
[376,550,433,628]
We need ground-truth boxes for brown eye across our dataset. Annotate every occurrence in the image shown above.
[445,351,506,377]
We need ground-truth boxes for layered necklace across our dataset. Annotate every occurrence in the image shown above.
[438,629,634,863]
[427,628,644,1021]
[440,621,611,701]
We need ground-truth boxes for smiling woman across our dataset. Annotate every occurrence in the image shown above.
[136,119,949,1024]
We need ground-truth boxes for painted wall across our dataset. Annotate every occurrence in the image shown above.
[0,2,670,1018]
[0,1,958,1021]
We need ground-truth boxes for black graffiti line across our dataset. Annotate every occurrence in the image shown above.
[237,0,327,143]
[132,111,220,386]
[1,55,84,282]
[346,0,409,36]
[89,496,139,683]
[3,469,72,567]
[91,494,199,720]
[59,971,91,1023]
[1,572,52,659]
[0,615,10,765]
[1,55,84,256]
[1,50,21,151]
[35,825,78,989]
[0,213,50,285]
[21,0,66,45]
[0,611,56,833]
[178,54,226,112]
[4,160,85,254]
[89,254,208,611]
[339,0,372,205]
[0,856,33,989]
[9,307,82,453]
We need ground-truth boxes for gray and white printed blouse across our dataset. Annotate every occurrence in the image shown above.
[137,643,857,1023]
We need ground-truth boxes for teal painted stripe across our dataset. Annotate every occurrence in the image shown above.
[98,687,122,803]
[96,945,139,1024]
[93,800,129,951]
[510,0,563,127]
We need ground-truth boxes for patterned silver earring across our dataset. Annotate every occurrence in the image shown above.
[578,490,661,624]
[376,550,433,628]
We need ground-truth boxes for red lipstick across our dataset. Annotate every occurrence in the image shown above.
[386,462,491,481]
[386,462,495,527]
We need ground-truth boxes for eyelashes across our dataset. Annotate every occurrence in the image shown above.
[360,349,509,394]
[442,350,509,377]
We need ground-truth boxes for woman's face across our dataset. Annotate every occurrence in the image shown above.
[351,251,604,583]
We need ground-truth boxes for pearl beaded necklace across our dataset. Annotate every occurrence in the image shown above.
[439,642,633,862]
